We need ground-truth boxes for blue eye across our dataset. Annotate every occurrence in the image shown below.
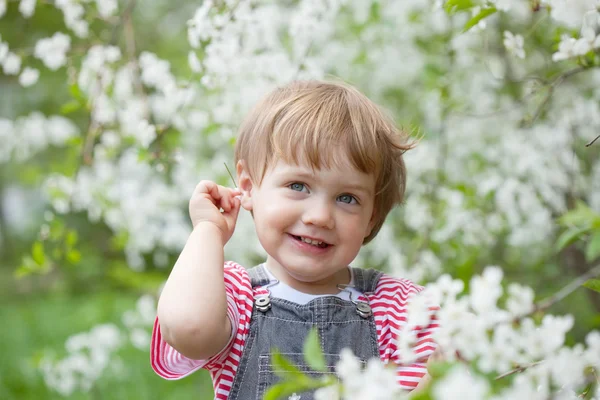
[289,183,306,192]
[338,194,357,204]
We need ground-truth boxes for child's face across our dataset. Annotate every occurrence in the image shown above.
[238,157,376,290]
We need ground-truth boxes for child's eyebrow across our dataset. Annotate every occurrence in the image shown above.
[342,183,373,195]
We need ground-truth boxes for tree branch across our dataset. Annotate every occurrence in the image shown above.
[110,0,137,45]
[586,134,600,147]
[525,66,587,127]
[534,262,600,312]
[495,361,545,380]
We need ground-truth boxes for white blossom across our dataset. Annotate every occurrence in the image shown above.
[19,0,36,18]
[95,0,118,19]
[543,0,598,29]
[100,130,121,148]
[132,119,156,148]
[0,0,6,18]
[314,385,340,400]
[92,94,116,124]
[0,41,8,63]
[47,116,78,145]
[469,267,504,317]
[55,0,89,38]
[335,348,362,381]
[503,31,526,58]
[129,328,150,350]
[490,0,521,11]
[139,51,175,91]
[188,51,202,73]
[2,52,21,75]
[433,364,490,400]
[505,283,534,316]
[34,32,71,70]
[19,67,40,87]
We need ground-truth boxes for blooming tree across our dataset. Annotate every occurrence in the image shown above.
[1,0,600,398]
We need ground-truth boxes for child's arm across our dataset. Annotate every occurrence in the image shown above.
[156,180,242,360]
[412,347,443,392]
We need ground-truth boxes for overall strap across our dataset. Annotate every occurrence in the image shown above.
[247,264,271,288]
[351,267,383,293]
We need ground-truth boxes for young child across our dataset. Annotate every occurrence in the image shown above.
[151,80,439,399]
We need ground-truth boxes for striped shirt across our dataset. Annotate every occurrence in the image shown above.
[151,261,439,399]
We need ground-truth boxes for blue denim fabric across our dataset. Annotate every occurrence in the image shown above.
[227,264,383,400]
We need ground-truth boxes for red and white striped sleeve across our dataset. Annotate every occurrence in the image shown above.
[370,274,440,390]
[150,261,254,380]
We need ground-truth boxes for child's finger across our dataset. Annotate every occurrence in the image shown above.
[223,197,241,229]
[220,187,240,211]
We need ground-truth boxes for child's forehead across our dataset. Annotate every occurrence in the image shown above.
[270,152,365,175]
[265,157,376,191]
[274,146,368,172]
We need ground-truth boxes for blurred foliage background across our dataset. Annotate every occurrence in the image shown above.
[0,1,215,398]
[1,0,600,399]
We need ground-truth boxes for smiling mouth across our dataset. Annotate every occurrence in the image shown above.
[291,235,331,249]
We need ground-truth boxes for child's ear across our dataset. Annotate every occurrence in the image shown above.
[236,160,254,212]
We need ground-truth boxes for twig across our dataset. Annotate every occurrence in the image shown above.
[586,134,600,147]
[494,267,600,380]
[495,361,545,380]
[224,162,238,188]
[534,263,600,312]
[123,0,148,111]
[525,66,587,127]
[82,121,100,165]
[110,0,137,45]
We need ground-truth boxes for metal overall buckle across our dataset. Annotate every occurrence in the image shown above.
[337,284,372,318]
[255,280,279,313]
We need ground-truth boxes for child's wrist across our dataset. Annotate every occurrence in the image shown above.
[192,221,226,244]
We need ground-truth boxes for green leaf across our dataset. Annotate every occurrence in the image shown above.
[15,256,37,278]
[60,101,81,115]
[303,329,327,372]
[14,266,31,278]
[32,241,45,266]
[66,249,81,264]
[463,7,497,32]
[559,201,600,227]
[409,385,434,400]
[69,83,83,100]
[583,279,600,294]
[271,351,303,379]
[585,231,600,262]
[428,361,454,379]
[66,230,79,247]
[556,226,590,252]
[444,0,475,14]
[137,148,150,162]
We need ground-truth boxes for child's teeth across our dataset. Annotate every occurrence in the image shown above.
[301,237,323,246]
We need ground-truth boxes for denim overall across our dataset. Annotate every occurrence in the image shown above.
[227,264,383,400]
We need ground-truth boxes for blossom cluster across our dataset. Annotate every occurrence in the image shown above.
[1,0,598,276]
[40,295,156,396]
[314,268,600,400]
[0,112,78,163]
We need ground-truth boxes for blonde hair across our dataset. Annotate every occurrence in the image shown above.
[234,80,415,244]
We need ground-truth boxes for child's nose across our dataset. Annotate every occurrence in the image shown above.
[301,200,335,230]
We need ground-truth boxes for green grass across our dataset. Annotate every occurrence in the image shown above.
[0,291,214,400]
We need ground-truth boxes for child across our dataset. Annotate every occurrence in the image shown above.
[151,80,439,399]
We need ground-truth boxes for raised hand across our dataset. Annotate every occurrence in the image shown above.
[189,180,242,244]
